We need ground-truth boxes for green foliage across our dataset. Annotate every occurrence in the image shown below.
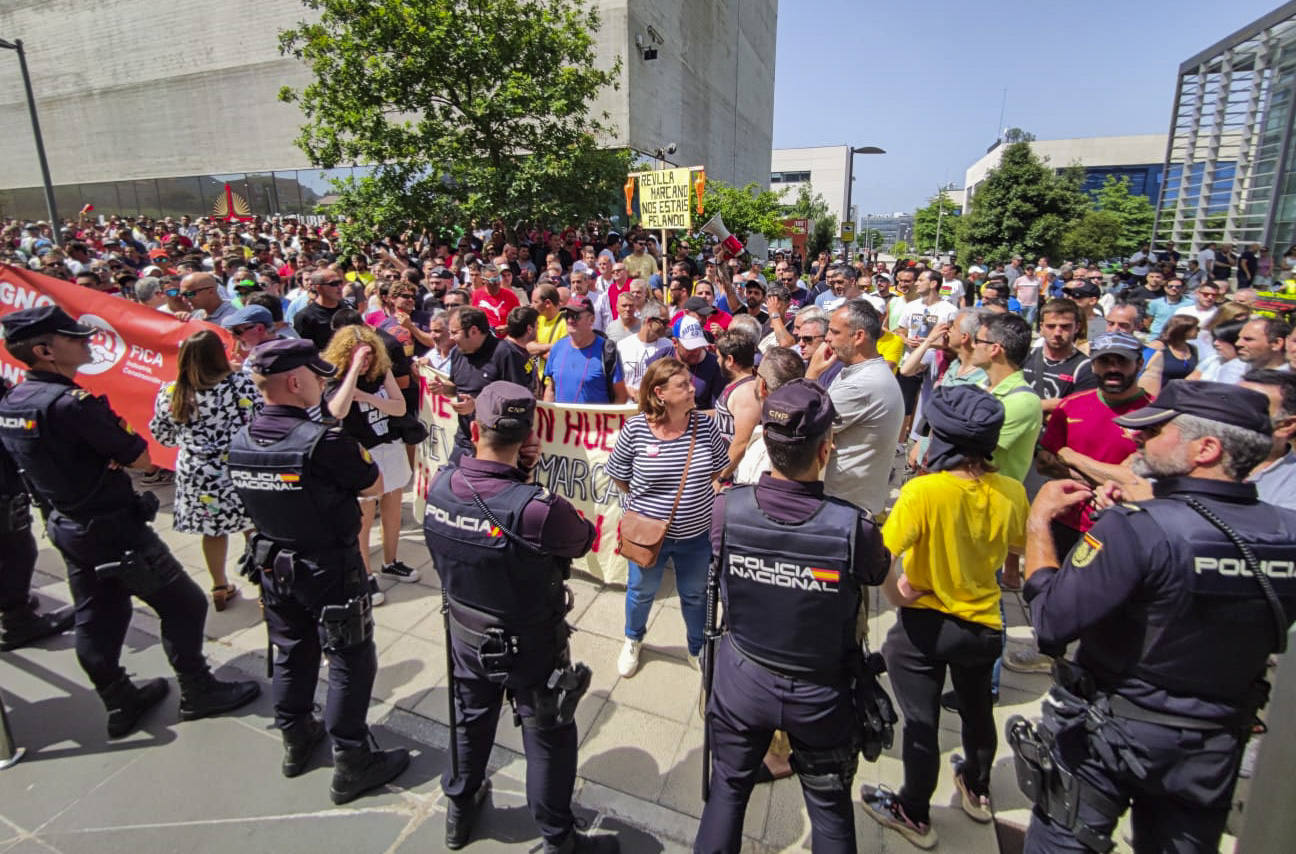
[1093,175,1155,258]
[697,179,787,243]
[785,185,835,258]
[1061,210,1123,262]
[958,142,1089,263]
[858,228,885,249]
[890,240,909,258]
[914,192,961,255]
[278,0,627,248]
[1003,127,1035,143]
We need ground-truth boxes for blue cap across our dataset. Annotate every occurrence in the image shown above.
[245,339,335,377]
[1,306,95,345]
[761,379,837,444]
[476,381,535,431]
[1088,332,1142,360]
[220,305,274,329]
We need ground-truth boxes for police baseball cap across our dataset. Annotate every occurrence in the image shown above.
[245,339,336,377]
[1,306,95,344]
[476,381,535,431]
[683,296,715,316]
[1113,380,1272,435]
[221,305,274,329]
[1088,332,1142,360]
[762,379,836,445]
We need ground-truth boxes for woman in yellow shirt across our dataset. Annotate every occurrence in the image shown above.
[862,385,1027,850]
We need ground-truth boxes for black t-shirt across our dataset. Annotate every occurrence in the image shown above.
[449,335,502,457]
[293,301,345,350]
[324,374,400,449]
[735,305,770,326]
[375,325,418,416]
[1238,250,1257,282]
[492,338,536,390]
[1022,347,1090,401]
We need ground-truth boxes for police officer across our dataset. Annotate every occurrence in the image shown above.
[1018,380,1296,852]
[696,379,890,854]
[0,376,74,651]
[422,381,616,853]
[228,338,408,803]
[0,306,259,738]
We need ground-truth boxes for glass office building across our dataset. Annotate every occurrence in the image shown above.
[1154,1,1296,254]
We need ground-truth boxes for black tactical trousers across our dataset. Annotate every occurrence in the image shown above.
[0,525,38,621]
[443,635,579,846]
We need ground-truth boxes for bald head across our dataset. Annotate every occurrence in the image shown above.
[180,272,222,312]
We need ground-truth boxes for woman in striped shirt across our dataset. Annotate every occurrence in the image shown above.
[606,358,729,678]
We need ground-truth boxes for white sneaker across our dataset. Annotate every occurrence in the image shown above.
[1003,649,1052,674]
[617,639,642,678]
[688,654,700,670]
[368,575,386,607]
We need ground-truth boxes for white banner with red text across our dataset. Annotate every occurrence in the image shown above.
[411,364,636,585]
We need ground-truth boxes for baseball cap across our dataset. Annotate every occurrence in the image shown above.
[683,296,716,316]
[475,381,536,431]
[1,306,95,344]
[245,339,336,377]
[147,248,170,261]
[1113,380,1271,435]
[1067,281,1101,299]
[563,295,595,316]
[221,305,274,329]
[571,260,591,275]
[677,318,709,350]
[1088,332,1142,361]
[761,379,837,445]
[433,268,455,280]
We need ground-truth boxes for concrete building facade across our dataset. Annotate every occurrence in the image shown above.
[963,134,1168,206]
[769,145,851,224]
[0,0,776,221]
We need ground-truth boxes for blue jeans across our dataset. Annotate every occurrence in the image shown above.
[623,531,711,656]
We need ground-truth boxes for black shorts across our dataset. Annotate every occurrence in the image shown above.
[897,372,923,415]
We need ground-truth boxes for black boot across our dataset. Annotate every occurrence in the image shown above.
[281,716,327,778]
[445,779,491,849]
[544,829,620,854]
[0,607,74,651]
[177,669,260,721]
[98,675,169,739]
[329,739,410,805]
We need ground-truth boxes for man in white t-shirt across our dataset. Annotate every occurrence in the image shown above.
[1174,279,1222,354]
[617,299,674,400]
[938,262,965,306]
[897,270,959,350]
[1197,243,1216,274]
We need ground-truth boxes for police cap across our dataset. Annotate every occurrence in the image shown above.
[245,339,336,377]
[476,381,535,431]
[0,306,95,344]
[1113,379,1271,435]
[762,379,836,445]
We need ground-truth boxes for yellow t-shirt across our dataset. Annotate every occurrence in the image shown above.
[876,331,905,370]
[881,471,1027,628]
[534,312,568,376]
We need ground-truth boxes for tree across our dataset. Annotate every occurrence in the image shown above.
[1061,210,1123,262]
[1003,127,1036,144]
[858,228,886,251]
[958,141,1089,263]
[696,179,786,244]
[890,240,909,258]
[278,0,629,249]
[785,185,835,258]
[1093,175,1155,259]
[914,192,962,255]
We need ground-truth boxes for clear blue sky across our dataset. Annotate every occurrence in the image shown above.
[773,0,1282,214]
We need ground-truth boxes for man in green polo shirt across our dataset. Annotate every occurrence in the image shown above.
[968,312,1042,482]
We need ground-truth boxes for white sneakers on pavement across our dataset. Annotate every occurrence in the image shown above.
[617,639,642,678]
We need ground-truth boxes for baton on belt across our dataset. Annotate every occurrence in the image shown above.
[441,594,460,781]
[701,555,721,801]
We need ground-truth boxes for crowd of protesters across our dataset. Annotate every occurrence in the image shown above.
[5,210,1296,849]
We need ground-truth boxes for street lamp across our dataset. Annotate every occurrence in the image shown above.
[845,145,885,258]
[933,182,958,258]
[0,38,60,244]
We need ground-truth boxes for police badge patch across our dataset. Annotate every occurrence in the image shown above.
[1070,533,1103,568]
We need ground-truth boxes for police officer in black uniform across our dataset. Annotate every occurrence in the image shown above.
[0,376,74,651]
[696,379,890,854]
[228,338,408,803]
[0,306,259,738]
[422,381,617,853]
[1016,380,1296,853]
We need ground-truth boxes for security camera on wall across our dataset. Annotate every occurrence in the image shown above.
[635,30,660,61]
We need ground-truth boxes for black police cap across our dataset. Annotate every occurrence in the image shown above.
[762,379,836,445]
[245,338,336,377]
[0,306,95,345]
[476,381,535,431]
[1114,380,1272,435]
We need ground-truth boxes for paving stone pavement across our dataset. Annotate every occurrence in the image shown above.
[0,474,1249,852]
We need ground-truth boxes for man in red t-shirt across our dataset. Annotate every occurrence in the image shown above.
[470,260,521,336]
[1036,332,1151,557]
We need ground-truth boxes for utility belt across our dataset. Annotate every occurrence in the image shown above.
[1006,660,1255,853]
[54,490,158,532]
[444,595,570,685]
[0,493,31,535]
[245,538,372,652]
[727,634,844,685]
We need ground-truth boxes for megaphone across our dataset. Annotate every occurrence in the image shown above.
[700,213,746,257]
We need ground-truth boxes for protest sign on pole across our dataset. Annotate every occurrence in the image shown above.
[0,263,231,469]
[411,365,634,585]
[634,167,694,231]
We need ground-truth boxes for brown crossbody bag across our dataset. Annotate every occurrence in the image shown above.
[617,413,698,567]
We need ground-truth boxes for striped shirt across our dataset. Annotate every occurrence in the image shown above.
[606,411,729,539]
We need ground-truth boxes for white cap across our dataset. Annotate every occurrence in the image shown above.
[677,318,708,350]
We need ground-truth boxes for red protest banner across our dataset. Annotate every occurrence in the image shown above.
[0,263,231,469]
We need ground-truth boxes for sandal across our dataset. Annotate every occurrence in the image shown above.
[212,584,239,612]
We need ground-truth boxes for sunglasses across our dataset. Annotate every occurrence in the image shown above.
[181,287,214,297]
[796,334,823,343]
[164,288,182,297]
[230,324,259,335]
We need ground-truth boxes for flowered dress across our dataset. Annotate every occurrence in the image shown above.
[150,372,261,535]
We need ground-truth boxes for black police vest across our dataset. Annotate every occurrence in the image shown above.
[1079,496,1296,709]
[720,486,861,680]
[227,418,360,552]
[0,379,134,517]
[422,465,567,628]
[0,381,25,497]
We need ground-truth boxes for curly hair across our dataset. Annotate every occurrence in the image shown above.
[321,323,391,383]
